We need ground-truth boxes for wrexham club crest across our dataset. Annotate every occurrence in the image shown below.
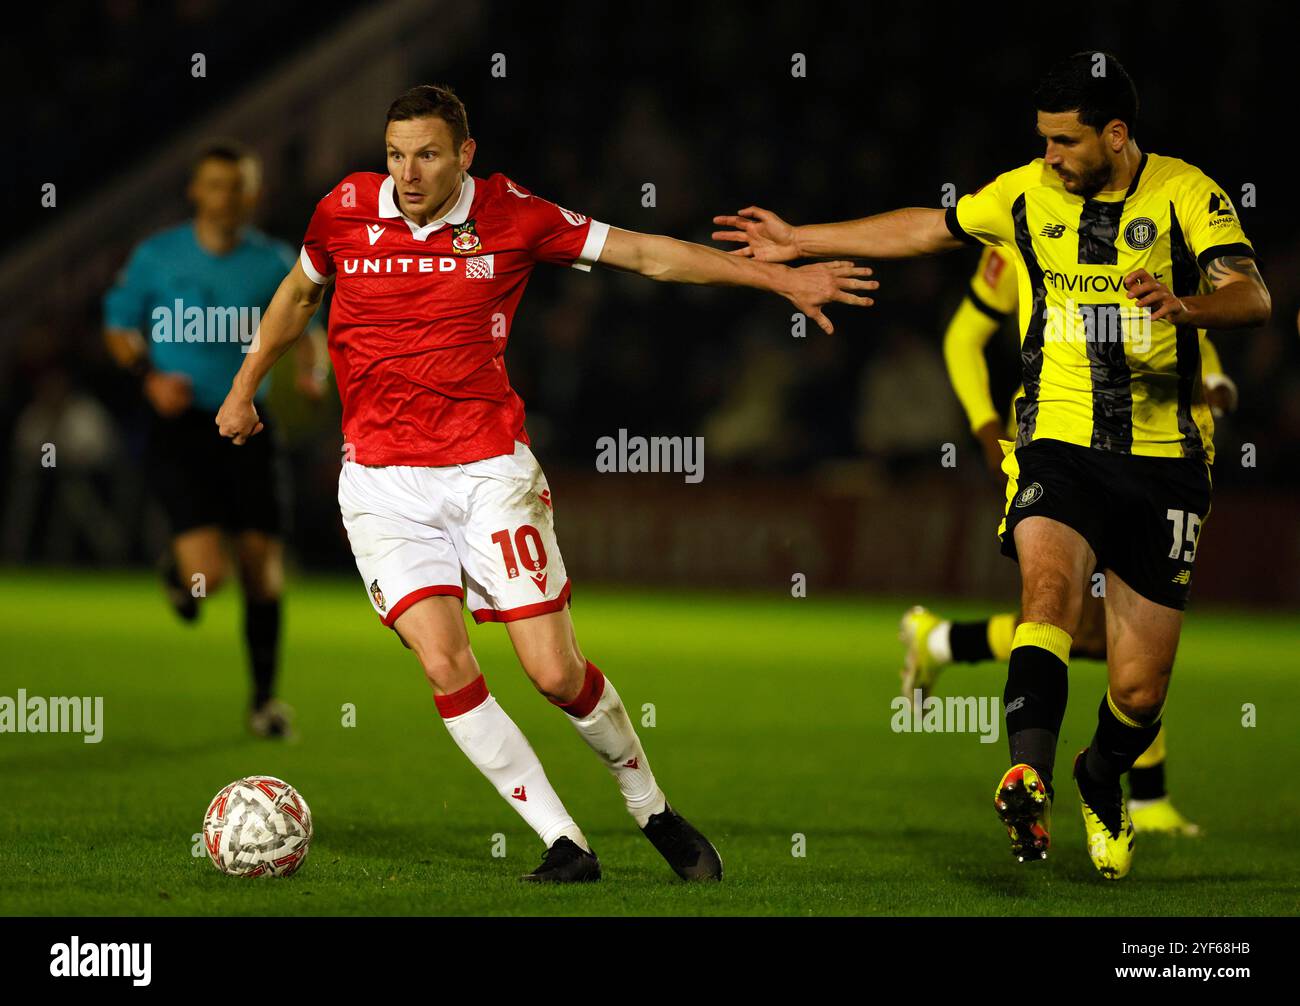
[451,219,482,255]
[369,579,386,612]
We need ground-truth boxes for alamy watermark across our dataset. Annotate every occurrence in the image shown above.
[150,299,262,353]
[1043,296,1152,354]
[595,429,704,484]
[49,938,150,985]
[1,689,103,743]
[891,690,1000,744]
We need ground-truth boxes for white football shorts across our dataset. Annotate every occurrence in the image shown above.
[338,441,571,627]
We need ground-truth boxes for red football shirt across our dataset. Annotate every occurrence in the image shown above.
[299,171,608,466]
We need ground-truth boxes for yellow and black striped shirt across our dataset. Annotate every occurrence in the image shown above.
[945,245,1229,441]
[946,153,1254,464]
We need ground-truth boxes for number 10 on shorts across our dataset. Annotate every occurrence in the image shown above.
[491,525,548,579]
[1166,508,1202,562]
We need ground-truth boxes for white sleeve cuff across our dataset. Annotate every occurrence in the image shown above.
[299,246,331,285]
[571,220,609,272]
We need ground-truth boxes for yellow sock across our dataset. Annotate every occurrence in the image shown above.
[987,613,1016,663]
[1133,723,1168,769]
[1012,620,1072,664]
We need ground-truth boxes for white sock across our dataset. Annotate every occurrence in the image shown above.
[927,620,953,665]
[561,668,666,828]
[440,689,588,851]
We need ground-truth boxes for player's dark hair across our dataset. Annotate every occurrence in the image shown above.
[1033,51,1139,136]
[386,84,471,149]
[190,139,254,179]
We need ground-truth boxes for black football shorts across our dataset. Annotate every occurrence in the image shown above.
[998,437,1211,611]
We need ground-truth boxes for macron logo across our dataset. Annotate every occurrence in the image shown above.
[366,224,385,246]
[50,937,151,986]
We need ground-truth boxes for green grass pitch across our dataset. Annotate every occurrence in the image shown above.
[2,570,1297,916]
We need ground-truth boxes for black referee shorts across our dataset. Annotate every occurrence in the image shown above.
[148,406,290,537]
[998,438,1211,611]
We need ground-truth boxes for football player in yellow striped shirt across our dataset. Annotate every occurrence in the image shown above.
[714,51,1271,879]
[897,243,1241,838]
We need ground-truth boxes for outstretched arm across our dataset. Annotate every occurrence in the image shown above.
[711,205,962,261]
[596,226,877,334]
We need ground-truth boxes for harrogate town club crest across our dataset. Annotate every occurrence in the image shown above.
[370,579,386,612]
[1124,216,1158,251]
[1014,482,1044,508]
[451,219,482,255]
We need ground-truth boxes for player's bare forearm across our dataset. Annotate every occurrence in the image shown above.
[1180,283,1271,329]
[218,266,320,444]
[713,205,960,261]
[795,208,963,259]
[229,263,324,400]
[1181,255,1272,329]
[597,226,876,334]
[600,227,794,293]
[1126,254,1271,329]
[229,304,314,400]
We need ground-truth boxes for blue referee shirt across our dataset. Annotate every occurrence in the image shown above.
[103,222,302,411]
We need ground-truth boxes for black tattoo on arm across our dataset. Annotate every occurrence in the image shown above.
[1206,254,1264,290]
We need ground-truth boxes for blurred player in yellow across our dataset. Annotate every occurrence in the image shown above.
[898,245,1239,836]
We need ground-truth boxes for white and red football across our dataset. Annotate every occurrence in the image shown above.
[202,776,312,878]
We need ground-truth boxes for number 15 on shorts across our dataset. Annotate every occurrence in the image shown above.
[1166,508,1202,562]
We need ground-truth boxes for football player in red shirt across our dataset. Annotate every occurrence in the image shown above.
[217,84,874,883]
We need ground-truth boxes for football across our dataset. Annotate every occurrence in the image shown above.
[202,776,312,878]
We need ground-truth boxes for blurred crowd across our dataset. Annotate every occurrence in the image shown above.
[3,1,1298,568]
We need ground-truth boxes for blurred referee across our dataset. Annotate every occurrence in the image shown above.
[103,141,326,738]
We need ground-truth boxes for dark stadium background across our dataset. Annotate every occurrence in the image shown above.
[3,0,1297,602]
[3,1,1300,932]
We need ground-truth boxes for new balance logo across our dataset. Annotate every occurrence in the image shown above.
[1005,695,1026,714]
[1039,223,1066,238]
[511,786,527,801]
[366,224,386,245]
[1172,569,1191,585]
